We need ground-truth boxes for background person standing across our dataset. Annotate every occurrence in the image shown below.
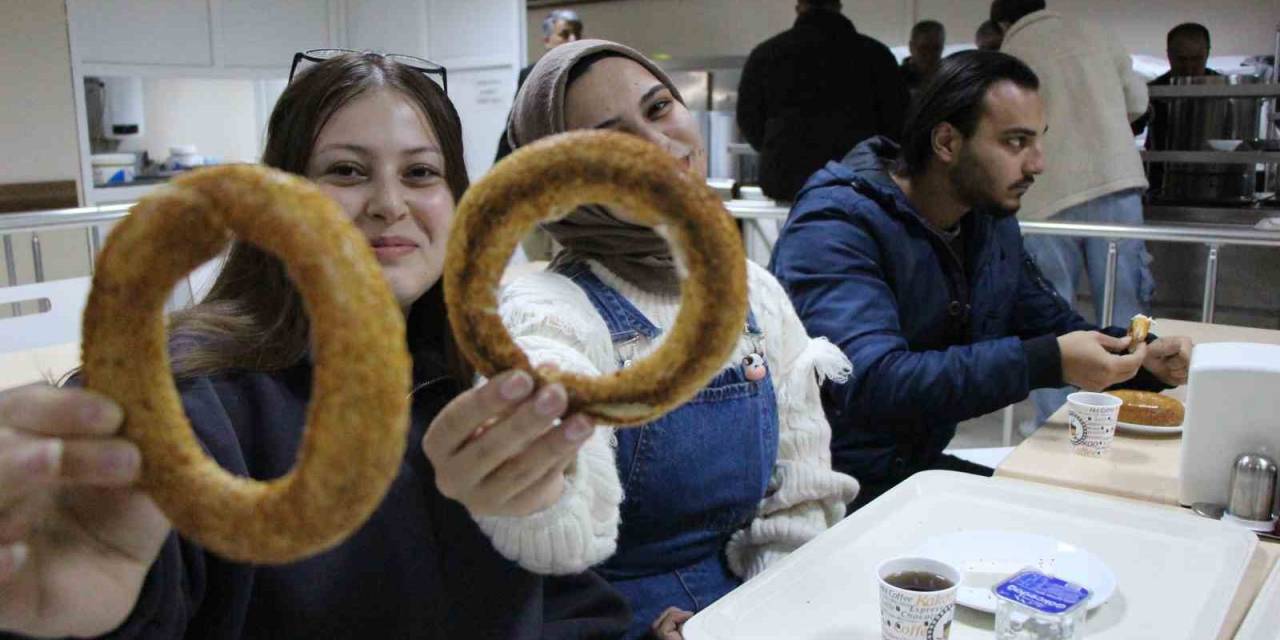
[737,0,908,203]
[993,0,1154,428]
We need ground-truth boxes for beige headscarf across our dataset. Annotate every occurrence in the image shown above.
[507,39,688,294]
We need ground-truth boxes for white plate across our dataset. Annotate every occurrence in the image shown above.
[910,530,1116,612]
[1116,420,1182,435]
[682,471,1257,640]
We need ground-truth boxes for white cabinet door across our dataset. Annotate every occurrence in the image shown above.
[345,0,429,57]
[68,0,214,66]
[219,0,336,69]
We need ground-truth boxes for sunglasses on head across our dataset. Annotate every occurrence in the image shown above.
[289,48,447,94]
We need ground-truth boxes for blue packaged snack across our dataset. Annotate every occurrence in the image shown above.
[993,570,1092,640]
[995,570,1091,614]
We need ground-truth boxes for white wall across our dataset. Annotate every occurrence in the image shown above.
[111,78,263,166]
[528,0,1277,62]
[429,0,525,180]
[0,0,80,184]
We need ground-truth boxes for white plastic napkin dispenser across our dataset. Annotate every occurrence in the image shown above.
[1179,342,1280,507]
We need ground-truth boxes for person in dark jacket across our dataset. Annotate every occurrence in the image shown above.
[0,52,627,640]
[1135,22,1218,144]
[496,9,585,164]
[737,0,909,202]
[770,51,1193,509]
[975,20,1004,51]
[496,9,586,263]
[902,20,946,97]
[1134,23,1219,195]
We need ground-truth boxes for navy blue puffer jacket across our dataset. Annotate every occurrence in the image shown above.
[770,136,1158,485]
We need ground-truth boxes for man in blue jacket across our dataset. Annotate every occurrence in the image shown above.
[770,51,1193,509]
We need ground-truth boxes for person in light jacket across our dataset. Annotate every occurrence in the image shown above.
[992,0,1156,427]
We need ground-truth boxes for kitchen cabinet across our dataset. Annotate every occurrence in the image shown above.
[345,0,429,57]
[66,0,524,76]
[219,0,337,69]
[68,0,337,74]
[69,0,214,67]
[65,0,526,206]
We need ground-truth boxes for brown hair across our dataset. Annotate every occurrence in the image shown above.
[168,52,470,382]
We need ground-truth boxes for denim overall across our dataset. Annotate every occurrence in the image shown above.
[554,262,780,639]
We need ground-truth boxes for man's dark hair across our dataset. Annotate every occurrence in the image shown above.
[976,20,1003,39]
[990,0,1046,26]
[1167,22,1211,49]
[911,20,946,41]
[896,50,1040,176]
[541,9,583,39]
[797,0,842,11]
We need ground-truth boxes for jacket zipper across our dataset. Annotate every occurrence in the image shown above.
[850,175,982,334]
[921,224,971,337]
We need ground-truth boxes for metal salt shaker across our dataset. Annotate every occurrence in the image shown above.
[1227,453,1279,523]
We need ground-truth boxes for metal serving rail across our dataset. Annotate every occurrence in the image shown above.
[0,204,130,315]
[4,199,1280,326]
[723,200,1280,446]
[5,198,1279,447]
[722,200,1280,325]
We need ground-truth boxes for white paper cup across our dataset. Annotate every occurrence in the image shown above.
[877,556,960,640]
[1067,391,1122,457]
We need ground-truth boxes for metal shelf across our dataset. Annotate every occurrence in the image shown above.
[0,204,131,234]
[1141,150,1280,164]
[1148,84,1280,99]
[1147,204,1280,216]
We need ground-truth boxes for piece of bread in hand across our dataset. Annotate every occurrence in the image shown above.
[1126,314,1153,353]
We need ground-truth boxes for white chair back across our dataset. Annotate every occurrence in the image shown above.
[165,256,225,311]
[0,277,92,353]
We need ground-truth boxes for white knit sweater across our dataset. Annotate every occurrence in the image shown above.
[473,259,860,579]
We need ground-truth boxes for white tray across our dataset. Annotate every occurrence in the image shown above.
[683,471,1256,640]
[1236,557,1280,639]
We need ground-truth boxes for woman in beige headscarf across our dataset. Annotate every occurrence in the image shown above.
[476,40,859,639]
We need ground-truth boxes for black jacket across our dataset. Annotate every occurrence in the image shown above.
[1134,68,1222,193]
[16,354,629,639]
[737,10,908,202]
[496,64,536,162]
[1134,68,1221,147]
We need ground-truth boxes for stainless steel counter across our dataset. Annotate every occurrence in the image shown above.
[3,198,1278,330]
[1143,205,1280,329]
[722,198,1280,329]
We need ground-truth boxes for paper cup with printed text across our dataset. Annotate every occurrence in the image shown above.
[1067,391,1122,457]
[877,556,960,640]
